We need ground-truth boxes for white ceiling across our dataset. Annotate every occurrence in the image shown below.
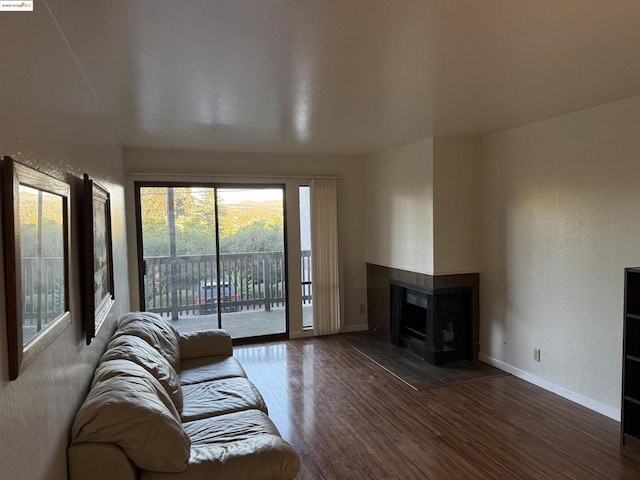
[46,0,640,155]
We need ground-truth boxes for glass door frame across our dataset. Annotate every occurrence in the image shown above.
[133,180,290,343]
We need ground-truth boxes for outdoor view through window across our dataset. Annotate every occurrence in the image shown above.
[139,186,287,339]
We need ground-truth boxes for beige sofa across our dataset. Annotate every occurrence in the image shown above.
[68,312,300,480]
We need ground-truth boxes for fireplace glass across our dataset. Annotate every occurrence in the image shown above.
[390,282,472,366]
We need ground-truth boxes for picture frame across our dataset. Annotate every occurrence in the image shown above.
[83,174,115,345]
[1,156,71,380]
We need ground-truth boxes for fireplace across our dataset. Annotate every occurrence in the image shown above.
[389,281,472,365]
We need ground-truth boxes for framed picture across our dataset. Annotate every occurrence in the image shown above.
[1,156,71,380]
[83,174,115,345]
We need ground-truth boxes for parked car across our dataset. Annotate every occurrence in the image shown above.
[196,280,238,313]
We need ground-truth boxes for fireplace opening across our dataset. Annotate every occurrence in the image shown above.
[403,290,428,340]
[390,281,472,366]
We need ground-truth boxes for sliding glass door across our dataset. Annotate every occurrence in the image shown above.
[217,188,286,337]
[136,183,287,340]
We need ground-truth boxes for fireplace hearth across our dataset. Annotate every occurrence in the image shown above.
[390,281,472,366]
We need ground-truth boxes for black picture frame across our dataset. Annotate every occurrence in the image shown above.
[1,156,71,380]
[83,174,115,345]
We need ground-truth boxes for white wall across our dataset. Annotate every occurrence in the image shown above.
[433,137,481,274]
[480,97,640,418]
[0,7,130,480]
[123,147,368,334]
[365,138,435,274]
[365,136,481,276]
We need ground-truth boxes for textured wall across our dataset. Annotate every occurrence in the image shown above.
[365,138,434,274]
[480,97,640,415]
[0,7,129,480]
[433,136,481,274]
[123,147,368,334]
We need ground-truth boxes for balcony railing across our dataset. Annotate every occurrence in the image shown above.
[143,250,311,319]
[21,251,313,324]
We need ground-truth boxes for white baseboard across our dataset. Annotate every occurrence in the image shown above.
[479,353,620,421]
[341,323,369,333]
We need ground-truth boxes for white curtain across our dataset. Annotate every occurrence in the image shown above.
[310,178,342,336]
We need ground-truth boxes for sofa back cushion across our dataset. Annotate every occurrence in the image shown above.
[100,335,183,411]
[115,312,181,372]
[72,360,190,473]
[179,329,233,360]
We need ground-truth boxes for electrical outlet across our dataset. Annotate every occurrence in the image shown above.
[534,348,541,362]
[359,304,366,315]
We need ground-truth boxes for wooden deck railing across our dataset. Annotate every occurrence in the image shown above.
[143,250,311,319]
[22,251,313,323]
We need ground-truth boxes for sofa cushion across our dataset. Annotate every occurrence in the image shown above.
[141,410,300,480]
[115,312,181,372]
[73,360,190,473]
[101,334,183,411]
[91,359,180,417]
[180,377,267,422]
[180,355,247,386]
[179,329,233,360]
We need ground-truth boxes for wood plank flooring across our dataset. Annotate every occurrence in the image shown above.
[234,335,640,480]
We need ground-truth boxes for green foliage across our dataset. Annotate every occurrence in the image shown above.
[140,187,284,257]
[219,222,283,254]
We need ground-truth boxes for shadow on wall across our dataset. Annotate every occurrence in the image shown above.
[479,145,511,363]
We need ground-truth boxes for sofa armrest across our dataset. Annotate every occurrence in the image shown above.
[69,443,137,480]
[179,329,233,360]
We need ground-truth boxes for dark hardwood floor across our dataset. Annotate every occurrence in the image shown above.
[234,335,640,479]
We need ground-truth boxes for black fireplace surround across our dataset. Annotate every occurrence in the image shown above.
[390,280,472,366]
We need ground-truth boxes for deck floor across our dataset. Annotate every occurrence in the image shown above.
[165,305,312,338]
